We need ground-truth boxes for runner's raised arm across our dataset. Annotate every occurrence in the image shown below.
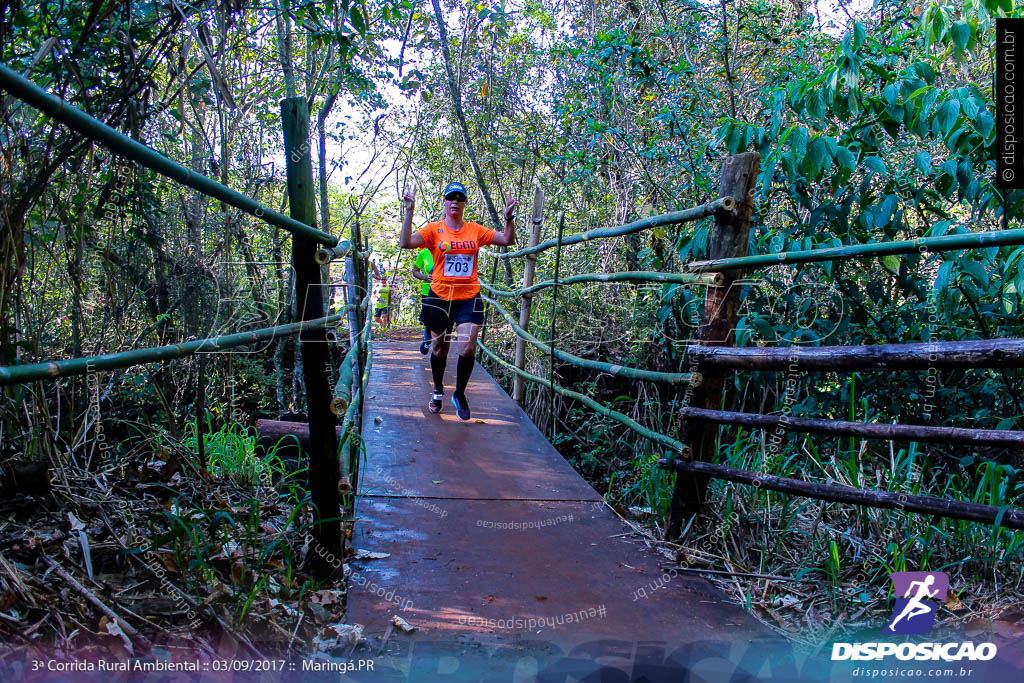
[399,183,424,249]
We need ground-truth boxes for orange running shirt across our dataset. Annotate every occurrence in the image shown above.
[416,220,496,300]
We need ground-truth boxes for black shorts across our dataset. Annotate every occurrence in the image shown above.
[419,290,484,334]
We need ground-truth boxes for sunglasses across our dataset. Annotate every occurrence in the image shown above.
[444,195,467,202]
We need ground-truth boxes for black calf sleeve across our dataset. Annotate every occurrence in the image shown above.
[455,353,475,395]
[430,352,446,393]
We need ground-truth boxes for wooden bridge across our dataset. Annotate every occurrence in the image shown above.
[344,341,785,678]
[3,62,1024,679]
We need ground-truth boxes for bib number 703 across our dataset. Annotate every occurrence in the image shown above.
[443,254,474,277]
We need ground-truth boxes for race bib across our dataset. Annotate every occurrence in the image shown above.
[443,253,474,278]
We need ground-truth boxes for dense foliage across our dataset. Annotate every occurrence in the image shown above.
[1,0,1021,646]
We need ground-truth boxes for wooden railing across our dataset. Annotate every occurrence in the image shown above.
[477,151,1024,537]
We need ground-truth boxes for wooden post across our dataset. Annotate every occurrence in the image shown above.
[512,187,544,405]
[666,152,760,540]
[548,212,565,441]
[281,97,341,572]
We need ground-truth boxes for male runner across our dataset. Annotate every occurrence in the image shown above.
[399,181,518,420]
[411,247,434,355]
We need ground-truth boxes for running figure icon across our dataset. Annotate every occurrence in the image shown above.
[887,575,938,632]
[884,571,949,635]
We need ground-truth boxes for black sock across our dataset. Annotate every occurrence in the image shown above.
[455,354,474,396]
[430,352,446,393]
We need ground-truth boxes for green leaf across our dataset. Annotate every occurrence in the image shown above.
[914,151,931,175]
[792,127,808,160]
[932,261,954,297]
[877,195,898,227]
[350,6,365,32]
[961,260,989,287]
[997,416,1018,431]
[881,254,900,274]
[836,146,856,173]
[950,21,970,52]
[823,137,838,158]
[853,22,866,51]
[863,156,887,176]
[882,83,899,105]
[962,95,980,121]
[802,137,829,179]
[807,89,826,120]
[751,315,775,341]
[936,100,960,136]
[976,110,995,139]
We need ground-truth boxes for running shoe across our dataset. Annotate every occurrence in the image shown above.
[451,392,470,421]
[428,392,444,414]
[419,340,431,355]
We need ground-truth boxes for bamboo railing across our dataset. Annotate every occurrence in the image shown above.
[686,227,1024,272]
[0,313,345,386]
[0,64,336,246]
[0,68,370,577]
[480,292,695,385]
[478,342,690,456]
[476,152,1024,543]
[498,196,734,259]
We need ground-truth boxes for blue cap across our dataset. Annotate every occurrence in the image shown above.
[442,182,468,201]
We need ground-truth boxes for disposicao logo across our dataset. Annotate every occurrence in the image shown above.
[831,571,998,662]
[885,571,948,635]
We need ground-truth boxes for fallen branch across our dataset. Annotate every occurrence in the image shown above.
[42,554,150,648]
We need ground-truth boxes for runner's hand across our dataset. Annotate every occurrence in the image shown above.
[504,197,519,222]
[403,181,416,213]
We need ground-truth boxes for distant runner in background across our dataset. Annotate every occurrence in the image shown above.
[412,247,434,355]
[373,278,392,328]
[398,180,518,420]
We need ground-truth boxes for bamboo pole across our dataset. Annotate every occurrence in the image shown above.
[196,354,207,474]
[512,188,544,405]
[0,63,337,247]
[687,338,1024,371]
[667,152,760,539]
[478,230,503,358]
[548,212,565,442]
[282,97,340,574]
[681,407,1024,447]
[341,321,373,506]
[332,302,373,415]
[686,227,1024,272]
[483,271,723,297]
[499,196,734,259]
[479,342,690,456]
[658,458,1024,530]
[315,240,353,264]
[481,294,694,384]
[0,313,344,386]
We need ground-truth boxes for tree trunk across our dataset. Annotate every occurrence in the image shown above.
[281,97,341,576]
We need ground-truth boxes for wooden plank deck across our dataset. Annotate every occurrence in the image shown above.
[345,341,786,679]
